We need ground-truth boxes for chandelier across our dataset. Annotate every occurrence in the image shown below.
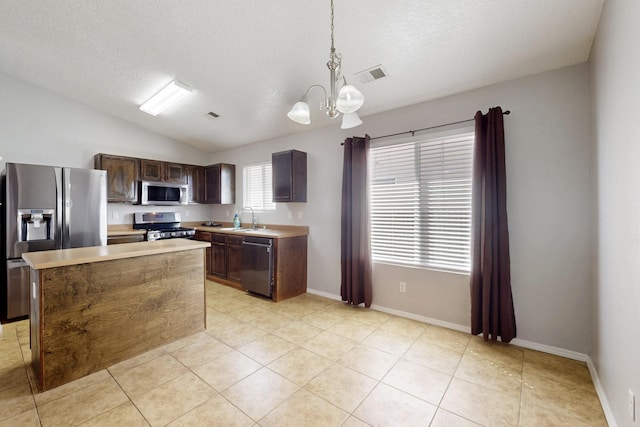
[287,0,364,129]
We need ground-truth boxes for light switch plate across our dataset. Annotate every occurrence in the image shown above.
[629,389,636,421]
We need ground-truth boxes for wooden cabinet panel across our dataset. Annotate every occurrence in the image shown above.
[272,150,307,202]
[195,231,212,275]
[205,163,236,204]
[186,165,206,203]
[199,232,241,284]
[166,163,188,184]
[226,236,243,283]
[210,233,227,278]
[205,164,220,203]
[140,159,164,181]
[272,236,308,302]
[94,154,139,203]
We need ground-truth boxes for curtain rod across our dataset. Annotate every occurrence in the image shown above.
[358,110,511,142]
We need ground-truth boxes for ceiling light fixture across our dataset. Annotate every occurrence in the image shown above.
[139,80,192,116]
[287,0,364,129]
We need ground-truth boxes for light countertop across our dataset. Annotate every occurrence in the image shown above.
[22,239,210,270]
[193,225,308,238]
[107,223,309,238]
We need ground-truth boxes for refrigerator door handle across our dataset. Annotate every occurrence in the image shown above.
[62,168,72,248]
[56,167,64,249]
[7,259,29,268]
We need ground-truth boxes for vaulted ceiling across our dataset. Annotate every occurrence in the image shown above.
[0,1,604,152]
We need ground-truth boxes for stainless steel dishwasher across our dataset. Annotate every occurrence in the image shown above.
[241,236,274,298]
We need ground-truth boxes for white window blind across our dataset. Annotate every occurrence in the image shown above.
[370,131,474,272]
[243,162,276,210]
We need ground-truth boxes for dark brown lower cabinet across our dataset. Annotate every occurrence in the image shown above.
[195,231,212,275]
[226,236,243,283]
[196,231,241,285]
[196,230,308,301]
[210,233,227,278]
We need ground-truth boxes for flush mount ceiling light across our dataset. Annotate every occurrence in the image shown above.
[139,80,192,116]
[287,0,364,129]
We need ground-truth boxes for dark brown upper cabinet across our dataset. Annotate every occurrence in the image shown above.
[205,163,236,204]
[139,159,163,182]
[165,163,188,184]
[140,160,187,184]
[186,165,206,203]
[272,150,307,202]
[94,154,139,203]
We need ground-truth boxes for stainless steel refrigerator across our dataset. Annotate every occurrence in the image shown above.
[1,163,107,319]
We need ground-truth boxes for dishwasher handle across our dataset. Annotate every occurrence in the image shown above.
[242,236,273,248]
[242,241,272,249]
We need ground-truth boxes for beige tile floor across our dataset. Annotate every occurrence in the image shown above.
[0,280,607,426]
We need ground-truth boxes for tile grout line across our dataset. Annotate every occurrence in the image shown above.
[12,324,43,426]
[104,368,153,427]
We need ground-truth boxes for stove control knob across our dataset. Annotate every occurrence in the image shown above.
[170,232,176,237]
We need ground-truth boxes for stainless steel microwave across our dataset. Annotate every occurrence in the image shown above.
[139,181,188,205]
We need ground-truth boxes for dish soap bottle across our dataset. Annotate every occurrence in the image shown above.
[233,213,240,228]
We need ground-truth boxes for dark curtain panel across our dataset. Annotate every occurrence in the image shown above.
[341,135,373,307]
[470,107,516,342]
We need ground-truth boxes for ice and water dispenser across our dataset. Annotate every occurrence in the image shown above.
[18,209,55,243]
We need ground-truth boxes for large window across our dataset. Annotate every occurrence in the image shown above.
[369,131,474,272]
[243,162,276,210]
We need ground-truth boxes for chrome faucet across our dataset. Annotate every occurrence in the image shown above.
[241,206,257,229]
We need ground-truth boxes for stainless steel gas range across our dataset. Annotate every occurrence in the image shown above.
[133,212,196,241]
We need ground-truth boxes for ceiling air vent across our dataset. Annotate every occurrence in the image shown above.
[354,65,388,84]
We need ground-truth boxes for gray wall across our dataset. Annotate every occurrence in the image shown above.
[590,0,640,425]
[207,63,593,353]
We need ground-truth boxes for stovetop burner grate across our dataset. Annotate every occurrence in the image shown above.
[132,212,196,241]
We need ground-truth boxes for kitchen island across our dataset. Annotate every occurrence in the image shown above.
[22,239,209,392]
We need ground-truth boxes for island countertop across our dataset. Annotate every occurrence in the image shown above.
[22,239,210,270]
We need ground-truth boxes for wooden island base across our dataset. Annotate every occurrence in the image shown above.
[24,240,207,392]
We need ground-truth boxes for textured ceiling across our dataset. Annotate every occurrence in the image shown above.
[0,0,603,152]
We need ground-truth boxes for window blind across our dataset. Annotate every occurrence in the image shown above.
[243,162,276,210]
[370,132,474,272]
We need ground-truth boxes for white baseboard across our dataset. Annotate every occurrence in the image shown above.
[307,287,617,426]
[306,288,343,301]
[586,357,618,427]
[370,303,471,334]
[509,337,588,362]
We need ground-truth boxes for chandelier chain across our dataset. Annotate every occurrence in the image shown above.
[330,0,335,52]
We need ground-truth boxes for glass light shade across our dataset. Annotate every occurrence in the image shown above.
[336,84,364,113]
[287,100,311,125]
[139,80,192,116]
[341,111,363,129]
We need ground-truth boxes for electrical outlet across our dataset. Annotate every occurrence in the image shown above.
[185,210,190,217]
[399,282,407,293]
[288,210,293,219]
[297,211,303,219]
[111,211,119,220]
[226,210,230,218]
[629,389,636,421]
